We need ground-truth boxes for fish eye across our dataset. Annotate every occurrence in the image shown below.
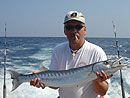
[104,61,109,65]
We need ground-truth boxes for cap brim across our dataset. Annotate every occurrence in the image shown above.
[64,18,85,24]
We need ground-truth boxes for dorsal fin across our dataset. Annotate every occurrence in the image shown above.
[39,66,48,72]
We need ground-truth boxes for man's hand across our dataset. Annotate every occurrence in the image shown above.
[30,71,45,89]
[30,71,59,90]
[93,70,113,96]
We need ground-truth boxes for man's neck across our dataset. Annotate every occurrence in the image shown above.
[70,40,85,50]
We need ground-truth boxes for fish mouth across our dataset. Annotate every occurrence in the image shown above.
[121,63,128,67]
[112,57,124,64]
[112,57,128,68]
[117,57,124,62]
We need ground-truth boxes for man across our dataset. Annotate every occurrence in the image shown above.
[30,11,112,98]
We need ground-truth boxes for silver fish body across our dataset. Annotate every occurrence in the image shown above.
[8,57,128,91]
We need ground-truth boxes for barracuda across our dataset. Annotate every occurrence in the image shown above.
[8,57,128,91]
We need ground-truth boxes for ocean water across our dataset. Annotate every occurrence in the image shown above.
[0,37,130,98]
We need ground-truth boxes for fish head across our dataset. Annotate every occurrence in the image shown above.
[103,57,128,73]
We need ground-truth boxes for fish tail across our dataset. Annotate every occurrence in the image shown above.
[8,70,23,91]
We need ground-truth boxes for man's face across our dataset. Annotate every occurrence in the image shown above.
[64,20,86,46]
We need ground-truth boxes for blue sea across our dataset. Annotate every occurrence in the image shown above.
[0,37,130,98]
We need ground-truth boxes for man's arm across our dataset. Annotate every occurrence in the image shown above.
[93,70,113,96]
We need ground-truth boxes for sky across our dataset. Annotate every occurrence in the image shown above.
[0,0,130,38]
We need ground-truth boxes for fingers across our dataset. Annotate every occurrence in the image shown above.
[96,72,102,79]
[101,70,108,80]
[39,82,45,89]
[96,70,113,81]
[30,79,34,86]
[30,78,45,89]
[30,78,39,86]
[107,74,113,79]
[35,78,41,88]
[101,70,113,80]
[35,78,45,89]
[30,71,45,89]
[30,71,40,86]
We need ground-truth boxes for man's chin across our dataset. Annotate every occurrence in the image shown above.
[70,39,80,45]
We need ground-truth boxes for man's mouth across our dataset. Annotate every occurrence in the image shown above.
[70,33,79,40]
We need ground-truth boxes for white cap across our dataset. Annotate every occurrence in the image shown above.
[64,11,85,24]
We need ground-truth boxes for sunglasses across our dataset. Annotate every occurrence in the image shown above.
[65,24,84,31]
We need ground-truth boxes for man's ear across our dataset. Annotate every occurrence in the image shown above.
[64,26,67,35]
[84,27,86,35]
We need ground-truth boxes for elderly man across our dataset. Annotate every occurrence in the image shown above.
[30,11,112,98]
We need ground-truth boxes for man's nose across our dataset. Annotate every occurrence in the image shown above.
[72,28,77,32]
